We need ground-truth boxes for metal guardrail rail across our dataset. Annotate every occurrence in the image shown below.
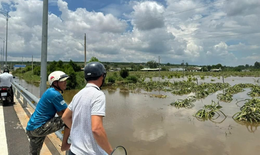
[12,81,67,154]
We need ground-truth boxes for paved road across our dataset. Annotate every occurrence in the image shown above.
[0,97,66,155]
[1,101,30,155]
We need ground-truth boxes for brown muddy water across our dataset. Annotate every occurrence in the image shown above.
[14,77,260,155]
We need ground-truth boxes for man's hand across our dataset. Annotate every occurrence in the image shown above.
[61,142,71,151]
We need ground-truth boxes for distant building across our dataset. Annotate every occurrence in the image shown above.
[13,64,26,71]
[210,68,221,72]
[109,68,121,71]
[169,68,184,71]
[141,68,161,71]
[187,67,202,72]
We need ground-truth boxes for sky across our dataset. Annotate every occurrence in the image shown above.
[0,0,259,66]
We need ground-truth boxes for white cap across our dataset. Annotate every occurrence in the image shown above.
[48,71,69,86]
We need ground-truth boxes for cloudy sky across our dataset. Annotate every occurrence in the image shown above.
[0,0,259,66]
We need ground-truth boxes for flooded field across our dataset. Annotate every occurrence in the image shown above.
[14,77,260,155]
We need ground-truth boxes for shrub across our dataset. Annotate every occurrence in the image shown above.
[33,66,41,76]
[120,68,129,78]
[126,75,138,83]
[107,76,116,83]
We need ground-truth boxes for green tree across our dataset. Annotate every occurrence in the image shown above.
[89,57,99,62]
[48,61,57,73]
[120,68,129,78]
[254,61,260,68]
[33,66,41,76]
[207,65,211,71]
[56,60,63,69]
[69,60,81,72]
[64,65,77,89]
[147,60,158,68]
[104,64,110,71]
[161,66,167,71]
[130,63,135,71]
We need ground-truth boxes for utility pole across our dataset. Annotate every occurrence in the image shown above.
[40,0,48,97]
[0,48,2,70]
[84,33,86,66]
[32,55,33,74]
[0,10,10,67]
[5,12,9,66]
[182,60,184,78]
[158,56,161,95]
[2,40,5,69]
[158,56,161,78]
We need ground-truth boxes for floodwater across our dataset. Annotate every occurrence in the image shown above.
[14,76,260,155]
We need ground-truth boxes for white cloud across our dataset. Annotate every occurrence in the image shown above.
[131,1,165,31]
[0,0,259,66]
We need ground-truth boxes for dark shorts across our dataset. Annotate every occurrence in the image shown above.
[69,150,76,155]
[26,116,65,155]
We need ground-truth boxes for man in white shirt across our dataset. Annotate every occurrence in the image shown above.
[62,62,113,155]
[0,68,14,102]
[0,68,13,87]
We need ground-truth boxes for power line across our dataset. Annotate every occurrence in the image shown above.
[169,0,226,15]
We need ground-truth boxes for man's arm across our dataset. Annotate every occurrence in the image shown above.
[61,126,70,151]
[92,115,113,155]
[56,109,66,117]
[10,74,13,83]
[61,108,73,129]
[61,108,72,151]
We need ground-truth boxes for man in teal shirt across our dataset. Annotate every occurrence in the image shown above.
[26,71,70,155]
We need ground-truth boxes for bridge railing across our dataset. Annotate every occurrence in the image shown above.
[12,81,67,154]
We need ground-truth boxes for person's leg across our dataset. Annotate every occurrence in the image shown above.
[27,117,66,154]
[27,133,46,155]
[10,85,14,103]
[11,85,14,102]
[36,117,65,136]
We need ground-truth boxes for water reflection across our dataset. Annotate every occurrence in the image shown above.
[13,77,41,98]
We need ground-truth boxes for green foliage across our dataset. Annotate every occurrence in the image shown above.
[194,101,225,121]
[217,93,233,102]
[104,64,110,71]
[147,60,158,68]
[120,68,129,78]
[233,98,260,123]
[107,76,116,83]
[33,66,41,76]
[170,96,196,109]
[24,66,32,72]
[64,65,77,90]
[69,60,81,72]
[161,67,167,71]
[75,71,85,89]
[126,75,138,83]
[89,57,99,62]
[113,72,118,77]
[48,61,57,73]
[56,60,63,69]
[254,61,260,69]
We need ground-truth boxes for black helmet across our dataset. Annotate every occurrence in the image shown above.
[3,68,9,73]
[84,62,106,81]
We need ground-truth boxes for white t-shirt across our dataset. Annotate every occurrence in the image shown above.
[0,72,13,87]
[68,83,107,155]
